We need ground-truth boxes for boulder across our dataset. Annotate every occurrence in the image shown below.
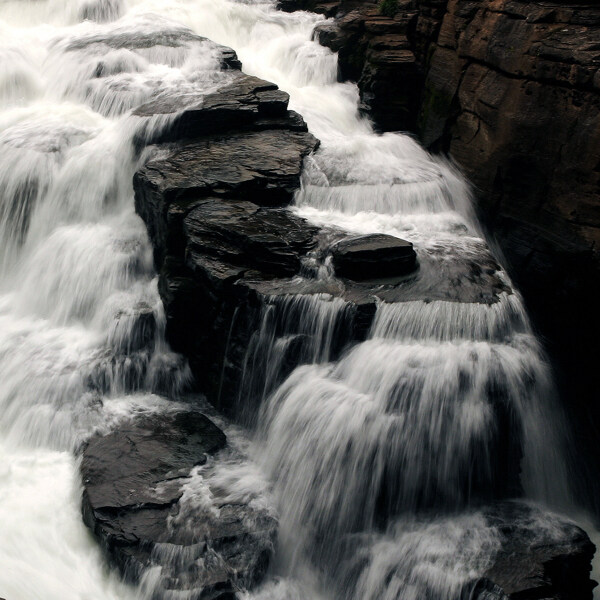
[479,501,597,600]
[81,409,276,599]
[330,233,417,280]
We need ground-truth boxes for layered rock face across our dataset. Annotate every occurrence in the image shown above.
[282,0,600,493]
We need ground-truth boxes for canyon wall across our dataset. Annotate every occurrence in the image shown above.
[417,1,600,443]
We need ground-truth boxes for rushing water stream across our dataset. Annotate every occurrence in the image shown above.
[0,0,595,599]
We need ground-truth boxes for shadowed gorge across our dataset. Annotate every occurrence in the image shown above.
[0,1,598,600]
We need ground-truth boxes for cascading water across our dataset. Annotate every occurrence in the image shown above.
[0,0,593,599]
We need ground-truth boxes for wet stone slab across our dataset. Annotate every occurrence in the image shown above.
[81,409,276,599]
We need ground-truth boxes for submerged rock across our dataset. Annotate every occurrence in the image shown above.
[66,23,240,72]
[331,233,417,280]
[81,409,276,599]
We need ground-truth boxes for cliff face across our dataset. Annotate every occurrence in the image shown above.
[285,0,600,462]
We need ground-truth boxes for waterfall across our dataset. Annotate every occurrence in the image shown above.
[0,0,588,599]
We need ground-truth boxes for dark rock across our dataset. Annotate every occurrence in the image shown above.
[330,233,417,280]
[128,63,329,415]
[135,128,317,221]
[287,0,422,131]
[135,73,292,144]
[81,409,276,599]
[278,0,340,16]
[184,198,320,278]
[480,501,597,600]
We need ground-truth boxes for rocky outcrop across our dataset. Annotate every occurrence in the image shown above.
[132,58,509,414]
[133,68,323,412]
[125,30,595,600]
[81,408,276,599]
[311,0,423,131]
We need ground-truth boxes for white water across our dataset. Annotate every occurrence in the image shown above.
[0,0,591,599]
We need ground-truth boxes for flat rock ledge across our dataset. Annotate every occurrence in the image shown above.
[82,409,276,600]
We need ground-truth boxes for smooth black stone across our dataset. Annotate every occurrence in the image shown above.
[331,233,417,280]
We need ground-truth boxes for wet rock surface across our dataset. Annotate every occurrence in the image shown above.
[133,45,511,414]
[132,64,322,412]
[81,409,276,599]
[135,74,290,143]
[331,233,417,280]
[313,0,422,132]
[479,502,596,600]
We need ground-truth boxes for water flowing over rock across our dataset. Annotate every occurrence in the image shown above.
[0,1,597,599]
[81,409,276,599]
[132,22,595,600]
[280,0,600,481]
